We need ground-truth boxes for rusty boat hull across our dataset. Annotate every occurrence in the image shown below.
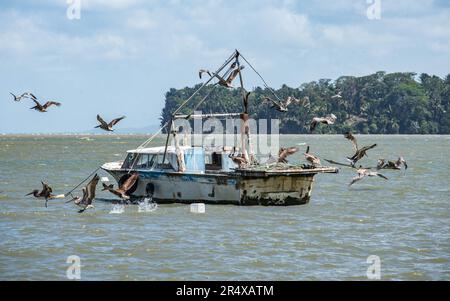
[101,166,338,206]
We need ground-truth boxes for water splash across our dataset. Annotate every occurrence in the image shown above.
[109,204,125,214]
[138,197,158,213]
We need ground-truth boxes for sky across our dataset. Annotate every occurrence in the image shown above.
[0,0,449,133]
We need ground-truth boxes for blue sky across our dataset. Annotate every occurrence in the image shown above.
[1,0,449,133]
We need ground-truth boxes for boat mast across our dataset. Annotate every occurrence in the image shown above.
[235,50,253,163]
[162,50,239,164]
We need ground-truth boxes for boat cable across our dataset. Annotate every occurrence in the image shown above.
[239,52,283,102]
[64,166,101,199]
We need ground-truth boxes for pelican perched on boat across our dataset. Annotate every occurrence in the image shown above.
[349,168,388,186]
[347,144,377,166]
[310,114,337,132]
[70,174,99,213]
[229,154,248,168]
[377,157,408,170]
[26,181,54,207]
[344,131,358,152]
[102,173,139,200]
[95,115,126,132]
[278,147,299,163]
[304,146,321,166]
[30,99,61,112]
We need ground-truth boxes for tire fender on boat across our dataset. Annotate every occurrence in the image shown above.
[118,173,140,195]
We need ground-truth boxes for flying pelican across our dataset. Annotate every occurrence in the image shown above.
[349,168,388,186]
[347,144,377,166]
[70,174,100,213]
[214,65,244,88]
[95,115,126,132]
[10,92,35,102]
[278,147,299,163]
[310,114,337,132]
[26,181,54,207]
[304,146,321,166]
[263,96,308,112]
[30,99,61,112]
[102,173,139,200]
[344,131,358,152]
[331,91,342,99]
[198,69,212,79]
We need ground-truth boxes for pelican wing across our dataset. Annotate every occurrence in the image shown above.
[324,159,356,169]
[310,118,319,131]
[120,173,139,194]
[31,98,43,108]
[225,66,243,85]
[199,69,211,79]
[109,116,125,127]
[43,101,61,109]
[278,147,299,163]
[376,173,388,180]
[85,174,99,205]
[96,114,108,127]
[359,144,377,153]
[344,132,358,151]
[349,174,365,186]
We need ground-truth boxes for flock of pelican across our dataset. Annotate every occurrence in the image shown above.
[10,91,126,131]
[10,91,128,212]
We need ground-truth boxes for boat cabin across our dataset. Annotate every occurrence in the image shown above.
[121,146,239,173]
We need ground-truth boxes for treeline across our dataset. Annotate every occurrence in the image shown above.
[160,71,450,134]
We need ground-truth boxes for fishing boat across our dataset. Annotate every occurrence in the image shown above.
[101,50,338,206]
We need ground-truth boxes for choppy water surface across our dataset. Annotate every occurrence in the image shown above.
[0,135,449,280]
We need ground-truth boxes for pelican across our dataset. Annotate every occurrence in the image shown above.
[102,173,139,200]
[263,96,308,112]
[95,115,125,132]
[229,154,248,168]
[30,99,61,112]
[347,144,377,166]
[378,157,408,170]
[278,147,299,163]
[304,146,321,166]
[26,181,54,207]
[331,91,342,99]
[310,114,337,132]
[198,69,212,79]
[349,168,388,186]
[70,174,100,213]
[344,131,358,152]
[10,92,35,102]
[214,65,244,88]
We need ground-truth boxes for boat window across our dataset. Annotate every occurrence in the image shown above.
[135,154,150,169]
[156,154,174,170]
[206,152,222,170]
[121,153,136,169]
